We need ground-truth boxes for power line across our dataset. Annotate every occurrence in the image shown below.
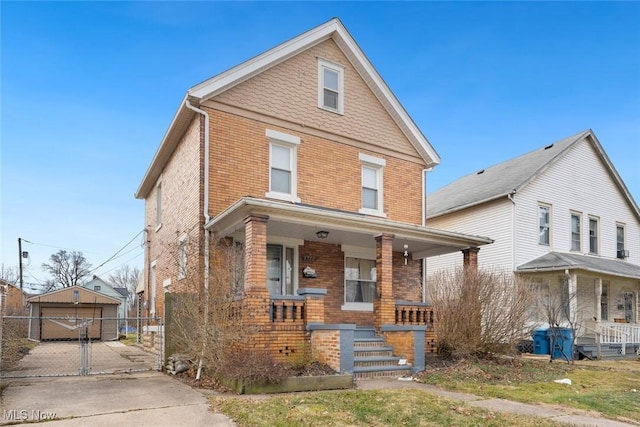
[90,229,145,275]
[97,252,144,277]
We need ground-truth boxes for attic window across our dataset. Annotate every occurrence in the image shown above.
[544,144,554,150]
[318,59,344,114]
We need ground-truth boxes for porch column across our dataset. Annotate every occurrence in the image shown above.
[568,272,578,323]
[242,214,271,333]
[462,247,480,271]
[374,233,395,330]
[595,278,602,322]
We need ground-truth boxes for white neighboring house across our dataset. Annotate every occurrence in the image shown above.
[83,276,129,334]
[426,129,640,353]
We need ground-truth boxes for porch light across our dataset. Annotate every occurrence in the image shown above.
[316,231,329,239]
[403,244,409,265]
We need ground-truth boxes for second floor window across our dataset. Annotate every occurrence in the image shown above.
[538,205,550,245]
[265,129,300,203]
[617,224,625,254]
[589,217,599,254]
[570,213,581,251]
[359,153,385,217]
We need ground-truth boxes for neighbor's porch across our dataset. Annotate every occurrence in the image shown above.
[207,197,491,375]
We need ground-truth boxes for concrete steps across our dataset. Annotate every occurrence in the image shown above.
[576,342,640,360]
[353,327,413,380]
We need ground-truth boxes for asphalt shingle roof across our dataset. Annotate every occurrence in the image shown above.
[426,130,591,218]
[517,251,640,280]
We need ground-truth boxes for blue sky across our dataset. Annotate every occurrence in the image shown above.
[2,2,639,292]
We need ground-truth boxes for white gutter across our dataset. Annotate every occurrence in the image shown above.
[184,100,211,381]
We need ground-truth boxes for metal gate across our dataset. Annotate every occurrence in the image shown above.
[0,316,163,378]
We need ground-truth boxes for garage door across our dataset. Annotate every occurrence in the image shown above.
[40,307,103,340]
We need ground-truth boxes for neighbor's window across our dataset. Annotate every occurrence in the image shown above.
[345,257,376,304]
[616,224,625,253]
[265,129,301,203]
[538,204,550,245]
[94,285,101,292]
[318,59,344,114]
[589,217,599,254]
[359,153,385,217]
[570,213,581,251]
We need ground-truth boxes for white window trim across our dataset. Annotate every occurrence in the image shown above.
[570,211,582,252]
[317,58,344,114]
[359,153,386,217]
[589,216,600,255]
[265,129,301,203]
[341,245,376,312]
[538,203,551,246]
[178,234,188,280]
[616,223,626,247]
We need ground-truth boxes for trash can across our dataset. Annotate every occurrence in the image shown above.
[532,329,550,355]
[548,328,574,361]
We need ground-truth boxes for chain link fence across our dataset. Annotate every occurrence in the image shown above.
[1,316,163,378]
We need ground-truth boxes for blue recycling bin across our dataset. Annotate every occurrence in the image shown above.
[548,328,574,361]
[532,329,550,355]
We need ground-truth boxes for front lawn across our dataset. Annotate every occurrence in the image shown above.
[417,356,640,423]
[210,389,567,427]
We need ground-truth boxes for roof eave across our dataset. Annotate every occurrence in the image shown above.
[135,95,193,199]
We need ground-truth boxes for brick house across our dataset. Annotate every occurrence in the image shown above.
[135,18,491,376]
[0,280,29,315]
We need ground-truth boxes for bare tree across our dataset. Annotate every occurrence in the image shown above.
[108,264,141,311]
[429,267,535,359]
[0,263,18,285]
[540,278,580,364]
[41,250,91,291]
[167,236,249,380]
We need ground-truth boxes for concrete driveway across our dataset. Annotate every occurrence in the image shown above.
[3,341,158,378]
[0,372,235,426]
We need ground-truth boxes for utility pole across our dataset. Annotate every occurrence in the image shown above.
[18,238,24,306]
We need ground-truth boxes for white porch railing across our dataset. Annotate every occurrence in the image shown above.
[599,323,640,345]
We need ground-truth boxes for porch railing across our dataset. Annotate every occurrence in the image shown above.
[598,323,640,345]
[395,301,433,326]
[270,296,306,323]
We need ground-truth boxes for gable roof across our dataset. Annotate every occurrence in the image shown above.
[27,285,120,305]
[135,18,439,199]
[426,129,640,220]
[517,251,640,280]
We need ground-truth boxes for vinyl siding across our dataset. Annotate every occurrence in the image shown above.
[426,198,513,274]
[514,139,640,267]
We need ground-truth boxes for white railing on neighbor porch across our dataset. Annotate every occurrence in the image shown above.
[599,323,640,345]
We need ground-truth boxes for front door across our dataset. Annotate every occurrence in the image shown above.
[624,292,635,323]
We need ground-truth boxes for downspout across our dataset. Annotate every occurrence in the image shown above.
[185,100,210,380]
[422,168,430,303]
[507,190,517,272]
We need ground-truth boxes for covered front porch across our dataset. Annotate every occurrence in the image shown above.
[519,252,640,358]
[206,197,492,375]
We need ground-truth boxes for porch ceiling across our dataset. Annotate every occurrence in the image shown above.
[517,251,640,280]
[205,197,493,258]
